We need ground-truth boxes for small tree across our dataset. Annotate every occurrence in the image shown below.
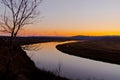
[0,0,42,79]
[0,0,42,39]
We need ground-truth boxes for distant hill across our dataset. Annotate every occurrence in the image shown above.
[1,35,120,43]
[70,35,120,41]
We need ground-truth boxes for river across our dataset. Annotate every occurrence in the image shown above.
[25,41,120,80]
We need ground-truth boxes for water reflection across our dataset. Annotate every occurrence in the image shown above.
[26,41,120,80]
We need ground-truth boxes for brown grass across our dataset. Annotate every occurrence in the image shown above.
[56,40,120,65]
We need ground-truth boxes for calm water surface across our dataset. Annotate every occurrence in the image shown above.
[25,41,120,80]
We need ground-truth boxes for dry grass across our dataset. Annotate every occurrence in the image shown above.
[56,40,120,65]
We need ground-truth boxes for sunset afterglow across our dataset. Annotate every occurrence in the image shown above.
[1,0,120,36]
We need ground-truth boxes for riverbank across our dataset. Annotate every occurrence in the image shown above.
[0,36,72,45]
[56,40,120,65]
[0,44,69,80]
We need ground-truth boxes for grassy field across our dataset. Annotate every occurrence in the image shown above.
[56,40,120,65]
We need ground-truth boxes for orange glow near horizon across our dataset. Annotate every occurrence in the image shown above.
[1,28,120,37]
[17,28,120,36]
[1,0,120,37]
[1,23,120,36]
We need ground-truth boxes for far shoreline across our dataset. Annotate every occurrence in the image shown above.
[56,40,120,65]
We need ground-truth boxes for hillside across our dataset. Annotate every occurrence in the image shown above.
[0,42,69,80]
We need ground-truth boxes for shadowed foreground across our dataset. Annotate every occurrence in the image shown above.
[56,40,120,65]
[0,44,69,80]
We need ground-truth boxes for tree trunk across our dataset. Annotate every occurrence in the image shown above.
[4,33,16,80]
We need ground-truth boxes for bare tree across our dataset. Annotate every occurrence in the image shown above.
[0,0,42,79]
[0,0,42,39]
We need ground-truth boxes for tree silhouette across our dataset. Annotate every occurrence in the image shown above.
[0,0,42,39]
[0,0,42,79]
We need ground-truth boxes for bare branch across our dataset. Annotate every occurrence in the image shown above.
[0,0,42,37]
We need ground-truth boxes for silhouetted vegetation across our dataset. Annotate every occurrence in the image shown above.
[0,40,69,80]
[0,0,42,38]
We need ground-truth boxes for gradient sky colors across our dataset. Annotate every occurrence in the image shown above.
[1,0,120,36]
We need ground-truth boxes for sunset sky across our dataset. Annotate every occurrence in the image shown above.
[1,0,120,36]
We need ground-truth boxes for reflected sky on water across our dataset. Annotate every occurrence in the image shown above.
[26,41,120,80]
